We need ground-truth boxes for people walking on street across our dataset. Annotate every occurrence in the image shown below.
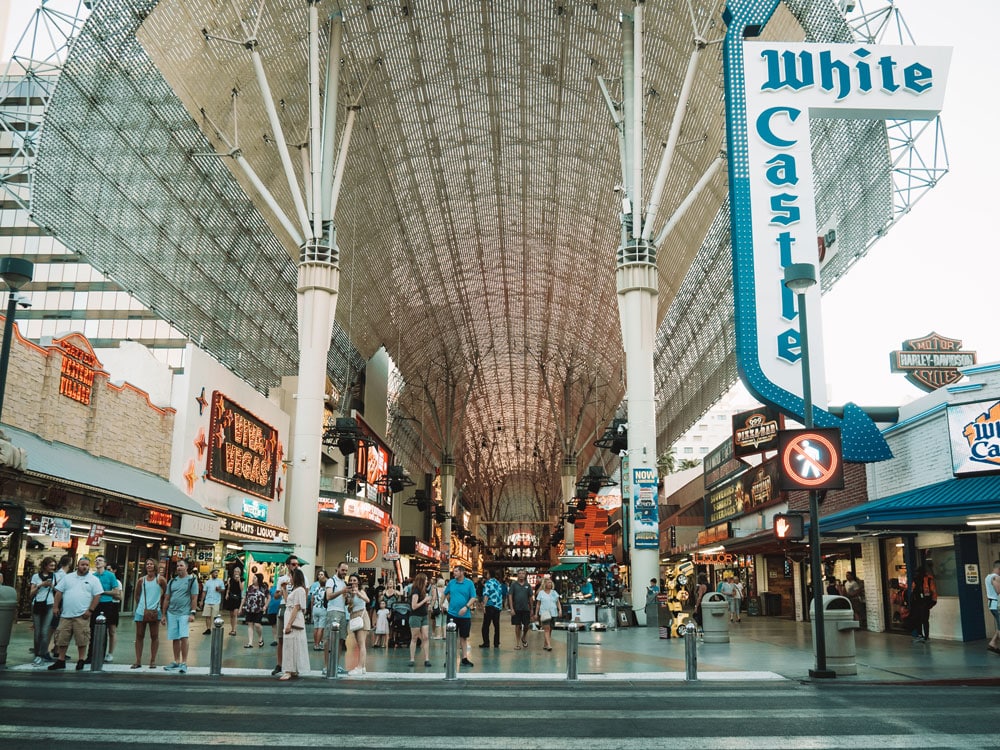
[479,569,503,648]
[48,557,103,671]
[47,554,73,657]
[241,573,268,648]
[443,565,477,668]
[90,555,122,663]
[508,568,534,649]
[909,564,937,643]
[310,569,328,651]
[534,577,560,651]
[408,572,432,667]
[842,571,866,628]
[432,576,447,639]
[373,599,390,648]
[161,558,200,674]
[132,558,165,669]
[223,568,243,636]
[278,567,310,680]
[984,560,1000,655]
[323,561,350,675]
[345,574,370,676]
[693,573,709,632]
[270,555,301,676]
[199,569,225,635]
[29,556,57,665]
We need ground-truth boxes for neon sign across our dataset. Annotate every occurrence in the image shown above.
[722,0,950,461]
[206,392,280,500]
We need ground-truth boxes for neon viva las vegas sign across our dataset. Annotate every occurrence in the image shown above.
[722,0,951,461]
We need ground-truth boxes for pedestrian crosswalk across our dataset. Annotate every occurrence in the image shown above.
[0,674,995,749]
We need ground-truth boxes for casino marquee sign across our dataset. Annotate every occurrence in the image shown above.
[891,332,976,392]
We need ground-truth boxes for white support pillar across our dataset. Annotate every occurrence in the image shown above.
[440,459,455,576]
[561,457,577,555]
[617,263,659,625]
[287,258,339,578]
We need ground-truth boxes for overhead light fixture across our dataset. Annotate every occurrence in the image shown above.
[895,543,905,547]
[374,464,414,494]
[322,417,374,456]
[967,518,1000,526]
[594,418,628,453]
[836,537,854,542]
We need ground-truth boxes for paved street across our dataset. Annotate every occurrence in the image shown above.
[0,672,996,749]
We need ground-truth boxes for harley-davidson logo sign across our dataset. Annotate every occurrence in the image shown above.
[890,332,976,392]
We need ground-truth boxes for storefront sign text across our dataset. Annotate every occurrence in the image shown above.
[207,391,280,501]
[891,332,976,392]
[242,497,268,522]
[704,438,748,490]
[218,514,282,541]
[146,510,174,528]
[732,405,782,456]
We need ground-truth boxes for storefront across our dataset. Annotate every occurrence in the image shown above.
[2,423,219,616]
[818,363,1000,641]
[317,494,394,584]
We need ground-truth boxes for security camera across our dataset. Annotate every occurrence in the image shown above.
[618,449,628,458]
[15,294,30,309]
[617,422,628,435]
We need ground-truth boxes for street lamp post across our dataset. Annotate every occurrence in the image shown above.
[0,257,34,422]
[783,262,835,679]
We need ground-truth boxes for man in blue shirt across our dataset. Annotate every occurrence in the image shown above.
[89,556,122,663]
[479,569,503,649]
[443,565,477,667]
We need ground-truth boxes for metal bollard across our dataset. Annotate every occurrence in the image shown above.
[566,622,579,680]
[444,621,457,680]
[90,614,107,673]
[325,621,340,680]
[209,616,224,676]
[684,620,698,681]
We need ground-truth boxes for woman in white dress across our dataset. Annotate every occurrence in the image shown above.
[534,578,561,651]
[278,568,310,680]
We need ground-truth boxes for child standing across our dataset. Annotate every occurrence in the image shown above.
[373,599,390,648]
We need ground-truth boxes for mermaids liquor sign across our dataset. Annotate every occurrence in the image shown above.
[722,0,951,461]
[207,391,281,501]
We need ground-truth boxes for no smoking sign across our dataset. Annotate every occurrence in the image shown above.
[777,428,845,491]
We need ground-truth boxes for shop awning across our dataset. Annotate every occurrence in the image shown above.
[244,551,309,565]
[4,423,214,519]
[548,563,583,573]
[818,474,1000,533]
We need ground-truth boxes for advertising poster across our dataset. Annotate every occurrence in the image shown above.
[948,399,1000,476]
[631,467,659,549]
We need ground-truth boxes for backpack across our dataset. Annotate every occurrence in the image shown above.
[244,586,266,614]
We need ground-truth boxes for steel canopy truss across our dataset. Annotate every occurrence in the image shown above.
[25,0,941,497]
[30,0,364,394]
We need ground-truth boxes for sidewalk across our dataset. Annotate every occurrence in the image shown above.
[4,613,997,682]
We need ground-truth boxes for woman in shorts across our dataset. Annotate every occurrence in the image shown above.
[408,572,432,667]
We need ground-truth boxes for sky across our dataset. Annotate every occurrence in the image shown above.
[1,0,994,413]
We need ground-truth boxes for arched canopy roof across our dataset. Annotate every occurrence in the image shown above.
[31,0,891,501]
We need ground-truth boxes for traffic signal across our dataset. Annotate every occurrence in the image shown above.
[0,502,26,533]
[773,513,804,541]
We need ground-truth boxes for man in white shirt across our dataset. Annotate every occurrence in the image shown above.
[323,561,350,675]
[986,560,1000,655]
[199,569,226,635]
[48,557,103,671]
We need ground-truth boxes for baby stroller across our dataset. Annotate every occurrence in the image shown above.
[388,601,412,648]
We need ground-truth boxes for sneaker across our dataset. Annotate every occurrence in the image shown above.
[347,666,366,676]
[202,629,211,636]
[460,657,474,667]
[40,654,55,663]
[47,660,66,671]
[76,659,86,671]
[271,665,282,676]
[337,666,348,675]
[424,660,432,667]
[32,657,43,666]
[270,641,278,647]
[178,664,187,674]
[164,662,181,671]
[105,653,113,663]
[407,660,415,666]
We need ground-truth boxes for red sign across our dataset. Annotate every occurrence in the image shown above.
[778,429,845,491]
[146,510,174,528]
[86,524,106,546]
[206,391,280,500]
[58,339,98,405]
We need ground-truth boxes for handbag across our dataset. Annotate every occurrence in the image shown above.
[349,614,364,632]
[33,600,50,615]
[140,580,160,623]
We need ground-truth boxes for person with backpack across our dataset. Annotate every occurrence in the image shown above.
[241,572,268,649]
[161,558,200,674]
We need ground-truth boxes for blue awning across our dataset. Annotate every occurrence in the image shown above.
[819,474,1000,532]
